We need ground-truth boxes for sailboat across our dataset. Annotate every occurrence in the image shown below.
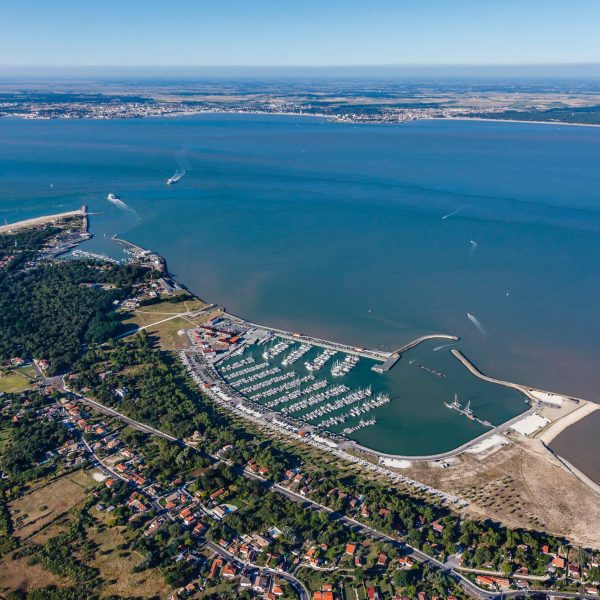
[463,399,474,419]
[444,393,461,411]
[444,394,476,420]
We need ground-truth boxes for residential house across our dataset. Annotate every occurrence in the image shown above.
[367,587,381,600]
[431,521,445,534]
[253,574,270,593]
[222,563,237,579]
[208,558,222,579]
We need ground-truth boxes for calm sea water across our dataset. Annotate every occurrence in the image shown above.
[2,114,599,455]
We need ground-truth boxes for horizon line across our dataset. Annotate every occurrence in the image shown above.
[2,63,600,80]
[2,61,600,68]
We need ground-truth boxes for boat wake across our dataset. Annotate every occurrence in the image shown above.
[467,313,486,337]
[442,207,464,220]
[107,193,138,216]
[433,343,453,352]
[167,168,186,185]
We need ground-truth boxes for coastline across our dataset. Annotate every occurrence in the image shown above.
[3,210,595,463]
[3,202,598,467]
[430,116,600,129]
[543,441,600,496]
[4,107,600,129]
[0,207,86,233]
[173,268,599,463]
[537,402,600,445]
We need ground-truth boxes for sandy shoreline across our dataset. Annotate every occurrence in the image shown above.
[549,449,600,496]
[4,109,600,129]
[537,402,600,444]
[432,117,600,129]
[140,111,600,129]
[0,208,84,233]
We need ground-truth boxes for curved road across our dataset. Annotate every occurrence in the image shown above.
[204,539,309,600]
[64,388,594,600]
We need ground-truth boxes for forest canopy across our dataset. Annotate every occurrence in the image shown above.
[0,257,150,373]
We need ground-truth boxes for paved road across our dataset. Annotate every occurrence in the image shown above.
[71,394,308,599]
[75,395,180,443]
[66,389,595,600]
[204,539,310,600]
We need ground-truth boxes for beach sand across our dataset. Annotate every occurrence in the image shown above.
[0,209,83,234]
[537,402,600,445]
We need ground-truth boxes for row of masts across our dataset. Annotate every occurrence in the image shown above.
[445,393,474,418]
[219,347,385,433]
[444,394,493,428]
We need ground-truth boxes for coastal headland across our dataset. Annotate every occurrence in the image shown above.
[0,206,88,234]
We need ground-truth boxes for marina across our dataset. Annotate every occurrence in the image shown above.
[182,313,532,454]
[71,249,121,264]
[185,314,403,438]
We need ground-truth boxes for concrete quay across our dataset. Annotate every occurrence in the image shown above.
[224,311,459,372]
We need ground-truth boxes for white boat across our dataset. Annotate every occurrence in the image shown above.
[445,394,461,411]
[445,394,475,419]
[463,400,474,418]
[167,169,185,185]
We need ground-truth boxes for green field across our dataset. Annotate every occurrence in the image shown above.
[0,366,36,393]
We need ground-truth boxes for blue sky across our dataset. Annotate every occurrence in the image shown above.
[1,0,599,67]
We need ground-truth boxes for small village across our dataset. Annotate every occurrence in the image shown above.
[3,371,600,600]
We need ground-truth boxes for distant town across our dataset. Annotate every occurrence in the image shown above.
[2,76,600,125]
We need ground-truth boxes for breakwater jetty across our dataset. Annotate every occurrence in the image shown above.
[112,235,167,273]
[227,314,389,362]
[374,334,460,373]
[225,311,458,373]
[451,349,536,400]
[451,349,589,404]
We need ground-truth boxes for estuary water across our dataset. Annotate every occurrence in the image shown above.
[1,114,600,456]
